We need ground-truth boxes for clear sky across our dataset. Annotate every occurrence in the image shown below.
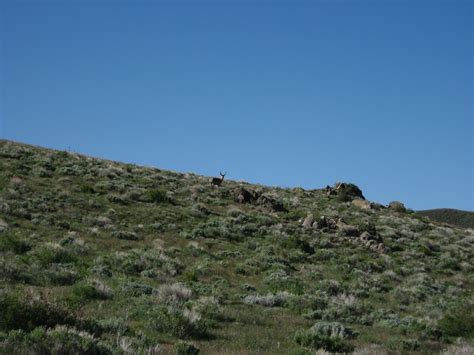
[1,0,473,211]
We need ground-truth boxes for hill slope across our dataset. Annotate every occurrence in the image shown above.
[416,209,474,229]
[0,140,473,354]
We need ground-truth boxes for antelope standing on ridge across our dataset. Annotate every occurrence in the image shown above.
[211,172,226,188]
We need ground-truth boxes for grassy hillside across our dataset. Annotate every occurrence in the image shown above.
[416,209,474,229]
[0,139,473,354]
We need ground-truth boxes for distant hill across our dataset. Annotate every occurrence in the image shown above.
[416,209,474,229]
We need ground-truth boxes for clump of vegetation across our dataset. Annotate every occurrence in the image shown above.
[0,326,114,355]
[0,232,32,254]
[152,307,209,339]
[438,298,474,338]
[156,283,193,306]
[0,293,102,335]
[294,321,356,352]
[145,188,170,203]
[243,292,291,307]
[174,341,200,354]
[72,280,114,303]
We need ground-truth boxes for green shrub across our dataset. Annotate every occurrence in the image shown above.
[285,209,307,222]
[243,292,291,307]
[45,266,79,286]
[72,281,113,302]
[146,189,169,203]
[294,321,356,352]
[294,331,354,352]
[121,282,154,297]
[0,326,113,355]
[357,221,377,235]
[0,294,75,332]
[268,278,305,295]
[193,296,222,321]
[0,233,32,254]
[402,339,421,350]
[34,244,77,267]
[80,184,95,193]
[156,283,192,307]
[280,235,314,254]
[316,280,345,296]
[438,299,474,337]
[319,301,371,325]
[174,341,200,355]
[115,248,182,276]
[288,295,328,315]
[0,256,37,284]
[111,231,139,240]
[153,307,208,339]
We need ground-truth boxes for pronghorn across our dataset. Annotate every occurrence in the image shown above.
[211,172,226,188]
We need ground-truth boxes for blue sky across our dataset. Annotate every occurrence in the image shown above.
[1,0,473,210]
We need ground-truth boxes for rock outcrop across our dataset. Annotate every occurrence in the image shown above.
[234,187,287,212]
[326,182,365,201]
[388,201,407,213]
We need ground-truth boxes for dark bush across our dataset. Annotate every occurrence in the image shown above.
[145,189,169,203]
[111,231,139,240]
[174,341,200,355]
[294,331,354,352]
[335,183,364,202]
[0,233,32,254]
[438,299,474,337]
[280,235,314,254]
[268,278,305,295]
[72,282,112,302]
[46,268,79,286]
[80,184,95,193]
[34,245,77,267]
[121,282,154,297]
[0,326,113,355]
[0,294,75,332]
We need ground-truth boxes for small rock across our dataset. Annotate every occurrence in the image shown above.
[235,187,259,204]
[96,216,112,227]
[302,214,314,228]
[360,231,383,243]
[0,202,11,214]
[339,224,360,237]
[371,243,388,253]
[352,199,371,210]
[314,216,338,231]
[0,219,8,232]
[112,231,138,240]
[10,176,23,185]
[256,194,287,212]
[314,216,328,229]
[360,231,372,241]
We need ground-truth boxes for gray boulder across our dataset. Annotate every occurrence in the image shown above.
[302,214,314,228]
